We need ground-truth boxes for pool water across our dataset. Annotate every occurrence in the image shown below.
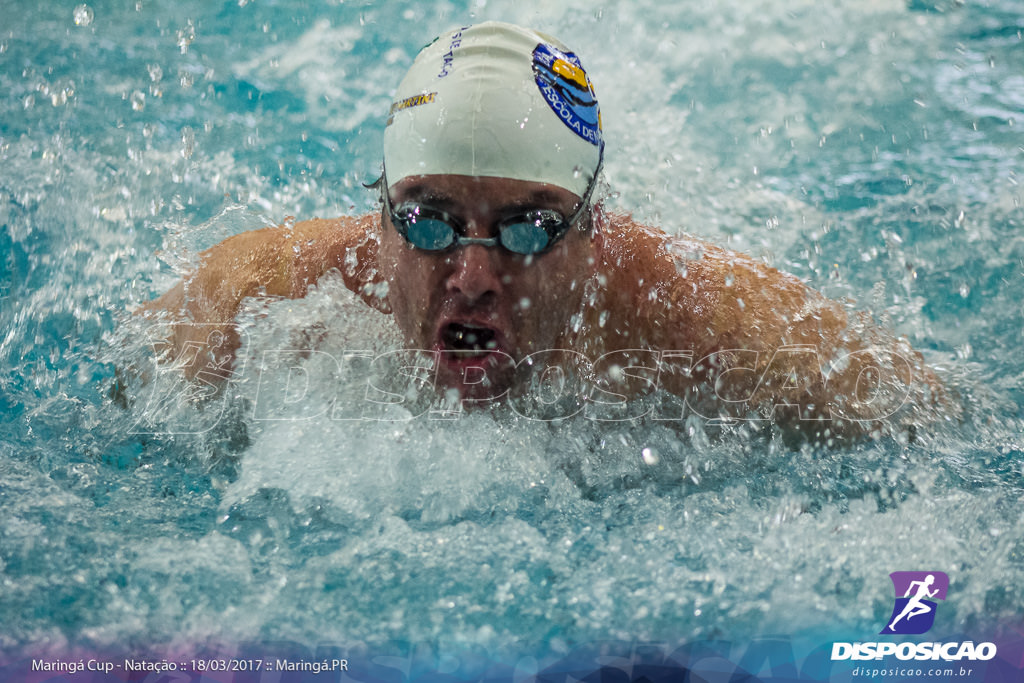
[1,0,1023,679]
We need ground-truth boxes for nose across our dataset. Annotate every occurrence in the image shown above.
[445,243,503,304]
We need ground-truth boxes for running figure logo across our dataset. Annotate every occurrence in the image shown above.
[881,571,949,635]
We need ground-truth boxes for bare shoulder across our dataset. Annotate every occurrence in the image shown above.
[137,213,383,322]
[597,213,954,437]
[131,212,384,380]
[277,214,382,300]
[598,212,843,354]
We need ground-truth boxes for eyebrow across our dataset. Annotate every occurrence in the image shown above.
[501,189,575,213]
[394,184,460,211]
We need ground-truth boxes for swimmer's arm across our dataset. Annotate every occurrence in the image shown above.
[619,223,954,441]
[135,215,379,378]
[692,247,954,440]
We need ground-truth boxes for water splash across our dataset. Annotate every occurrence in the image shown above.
[73,5,94,27]
[1,0,1022,664]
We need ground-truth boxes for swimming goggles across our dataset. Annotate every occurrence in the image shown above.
[381,157,602,256]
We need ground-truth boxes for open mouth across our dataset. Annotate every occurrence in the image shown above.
[441,322,500,358]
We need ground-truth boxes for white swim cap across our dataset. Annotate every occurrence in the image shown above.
[383,21,603,198]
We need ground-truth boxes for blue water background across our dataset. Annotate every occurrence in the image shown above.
[1,0,1023,676]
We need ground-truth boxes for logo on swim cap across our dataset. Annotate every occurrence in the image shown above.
[532,43,602,147]
[881,571,949,635]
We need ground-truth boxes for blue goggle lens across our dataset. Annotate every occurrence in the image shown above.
[405,214,456,251]
[393,204,570,255]
[500,219,552,255]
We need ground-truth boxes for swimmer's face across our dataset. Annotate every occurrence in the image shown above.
[378,174,599,399]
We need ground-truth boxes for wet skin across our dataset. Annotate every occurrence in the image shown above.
[138,173,953,440]
[376,174,598,399]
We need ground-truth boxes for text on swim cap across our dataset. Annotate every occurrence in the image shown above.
[437,28,466,78]
[386,92,437,126]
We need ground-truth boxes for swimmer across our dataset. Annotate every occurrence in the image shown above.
[888,574,939,631]
[137,21,953,441]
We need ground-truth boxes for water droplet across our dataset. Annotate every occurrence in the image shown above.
[73,4,94,26]
[177,20,196,54]
[343,248,359,274]
[130,90,145,111]
[42,80,75,106]
[674,257,688,278]
[569,312,583,333]
[180,126,195,159]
